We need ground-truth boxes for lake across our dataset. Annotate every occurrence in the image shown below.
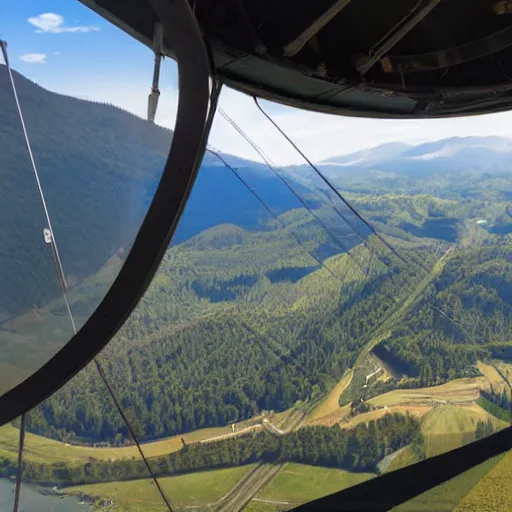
[0,479,90,511]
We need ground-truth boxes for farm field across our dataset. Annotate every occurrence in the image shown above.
[244,502,279,512]
[0,423,146,464]
[66,465,257,511]
[307,371,353,422]
[477,361,505,388]
[0,421,257,464]
[385,446,421,473]
[340,405,430,429]
[493,361,512,388]
[255,463,375,508]
[368,376,488,408]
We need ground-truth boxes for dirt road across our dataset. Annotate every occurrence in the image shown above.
[215,411,306,512]
[214,463,284,512]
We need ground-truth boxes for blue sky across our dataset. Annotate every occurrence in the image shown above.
[2,3,158,85]
[4,1,512,164]
[1,1,179,127]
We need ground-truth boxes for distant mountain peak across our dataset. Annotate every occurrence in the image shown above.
[402,135,512,159]
[321,142,411,166]
[319,136,512,172]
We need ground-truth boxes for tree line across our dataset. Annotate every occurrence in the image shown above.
[2,413,419,487]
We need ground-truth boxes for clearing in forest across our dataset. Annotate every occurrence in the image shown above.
[255,463,375,507]
[308,371,353,421]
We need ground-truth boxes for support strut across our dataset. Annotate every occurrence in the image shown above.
[356,0,441,75]
[283,0,352,57]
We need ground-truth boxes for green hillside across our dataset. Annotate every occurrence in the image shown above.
[0,66,319,323]
[22,210,437,443]
[256,463,375,507]
[22,204,512,445]
[66,465,256,511]
[0,64,170,320]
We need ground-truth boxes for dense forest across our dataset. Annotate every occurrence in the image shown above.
[25,228,436,442]
[1,414,419,486]
[0,65,170,319]
[377,243,512,386]
[22,216,512,444]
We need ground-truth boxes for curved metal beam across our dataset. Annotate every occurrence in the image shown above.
[0,0,211,426]
[356,0,442,75]
[382,26,512,73]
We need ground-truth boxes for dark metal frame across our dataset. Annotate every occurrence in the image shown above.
[0,0,212,426]
[382,26,512,74]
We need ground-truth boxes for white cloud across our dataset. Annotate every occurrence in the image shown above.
[20,53,48,64]
[28,13,99,33]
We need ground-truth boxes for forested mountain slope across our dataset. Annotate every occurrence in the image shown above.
[0,67,308,320]
[316,137,512,207]
[0,65,169,320]
[379,240,512,386]
[24,219,512,444]
[3,65,512,322]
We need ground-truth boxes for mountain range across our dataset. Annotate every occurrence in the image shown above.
[322,136,512,170]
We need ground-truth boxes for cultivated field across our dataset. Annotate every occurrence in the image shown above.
[244,502,278,512]
[385,446,421,474]
[392,454,506,512]
[340,405,430,429]
[477,361,505,388]
[369,376,488,408]
[420,405,506,458]
[0,421,259,464]
[454,450,512,512]
[493,361,512,387]
[483,360,512,399]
